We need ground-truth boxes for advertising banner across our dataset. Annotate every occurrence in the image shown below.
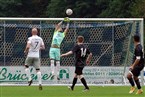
[0,66,144,85]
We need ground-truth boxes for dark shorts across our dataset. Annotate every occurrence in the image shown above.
[75,67,84,75]
[131,64,144,76]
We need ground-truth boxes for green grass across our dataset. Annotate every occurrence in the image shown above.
[0,86,144,97]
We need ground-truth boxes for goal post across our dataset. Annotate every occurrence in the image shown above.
[0,18,144,86]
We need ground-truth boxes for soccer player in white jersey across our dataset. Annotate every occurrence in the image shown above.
[24,28,45,90]
[49,17,70,80]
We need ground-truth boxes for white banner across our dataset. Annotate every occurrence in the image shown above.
[0,66,144,85]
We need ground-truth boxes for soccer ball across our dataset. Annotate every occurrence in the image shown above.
[66,9,73,16]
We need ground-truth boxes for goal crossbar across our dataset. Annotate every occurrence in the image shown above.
[0,18,143,21]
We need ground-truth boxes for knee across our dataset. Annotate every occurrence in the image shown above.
[74,73,77,78]
[36,71,41,74]
[133,76,138,81]
[127,73,132,79]
[50,60,55,65]
[56,61,60,65]
[78,75,84,79]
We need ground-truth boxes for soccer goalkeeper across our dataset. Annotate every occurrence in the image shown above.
[49,17,70,80]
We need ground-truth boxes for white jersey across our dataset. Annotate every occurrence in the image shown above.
[27,35,44,58]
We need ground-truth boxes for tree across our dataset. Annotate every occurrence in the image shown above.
[18,0,50,17]
[130,0,145,18]
[46,0,67,17]
[130,0,145,51]
[0,0,50,17]
[0,0,22,17]
[46,0,110,18]
[99,0,135,18]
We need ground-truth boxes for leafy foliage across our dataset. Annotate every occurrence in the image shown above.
[0,0,144,18]
[0,0,50,17]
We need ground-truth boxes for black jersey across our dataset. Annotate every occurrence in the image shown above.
[71,44,91,67]
[133,44,144,65]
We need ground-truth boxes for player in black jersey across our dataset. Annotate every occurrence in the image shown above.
[127,35,144,94]
[61,36,92,91]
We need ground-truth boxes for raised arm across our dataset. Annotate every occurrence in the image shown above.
[64,22,70,35]
[55,20,63,31]
[64,17,70,35]
[55,17,70,34]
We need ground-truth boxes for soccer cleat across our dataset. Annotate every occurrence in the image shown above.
[136,89,143,94]
[82,88,89,92]
[129,87,135,94]
[57,77,60,80]
[68,86,73,91]
[39,84,42,90]
[28,80,33,86]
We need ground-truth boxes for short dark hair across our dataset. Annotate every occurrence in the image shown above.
[77,36,84,43]
[133,35,140,42]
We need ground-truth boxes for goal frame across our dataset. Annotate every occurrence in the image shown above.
[0,18,144,86]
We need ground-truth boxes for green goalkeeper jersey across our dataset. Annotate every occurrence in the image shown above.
[51,31,65,47]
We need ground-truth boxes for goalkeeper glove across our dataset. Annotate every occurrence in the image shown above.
[64,17,70,23]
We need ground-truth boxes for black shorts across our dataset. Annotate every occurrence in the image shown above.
[131,64,144,76]
[75,67,84,75]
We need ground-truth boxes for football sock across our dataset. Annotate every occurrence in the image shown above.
[25,68,31,81]
[81,78,89,89]
[50,60,55,75]
[56,61,60,77]
[128,78,135,87]
[37,71,42,85]
[135,79,141,89]
[72,78,77,89]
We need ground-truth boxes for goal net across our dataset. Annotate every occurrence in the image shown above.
[0,18,144,86]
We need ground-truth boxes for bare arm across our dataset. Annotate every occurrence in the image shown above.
[55,21,63,31]
[40,40,45,50]
[64,23,70,35]
[86,53,92,65]
[130,59,140,70]
[61,51,73,57]
[24,42,30,54]
[40,45,45,50]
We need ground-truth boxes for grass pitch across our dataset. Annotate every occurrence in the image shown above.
[0,86,144,97]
